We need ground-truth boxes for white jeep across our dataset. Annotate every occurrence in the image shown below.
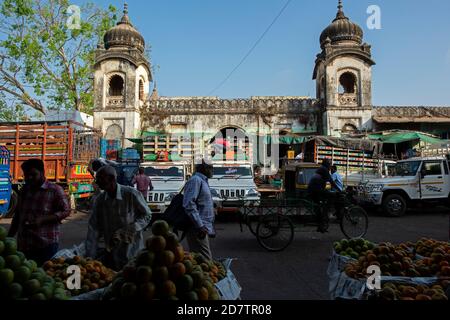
[141,161,190,213]
[208,162,260,210]
[358,157,450,216]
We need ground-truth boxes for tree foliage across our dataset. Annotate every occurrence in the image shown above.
[0,0,117,116]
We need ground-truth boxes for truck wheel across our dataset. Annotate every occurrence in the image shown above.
[5,190,18,218]
[382,194,407,217]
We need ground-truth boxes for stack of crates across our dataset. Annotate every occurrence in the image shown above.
[0,146,12,217]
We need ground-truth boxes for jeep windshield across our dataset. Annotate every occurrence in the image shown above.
[213,166,252,179]
[144,166,184,179]
[393,161,421,177]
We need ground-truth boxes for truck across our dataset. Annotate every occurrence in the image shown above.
[303,136,396,189]
[208,161,260,210]
[141,161,191,213]
[0,121,101,216]
[358,156,450,217]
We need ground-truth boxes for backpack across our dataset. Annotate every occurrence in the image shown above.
[161,181,202,232]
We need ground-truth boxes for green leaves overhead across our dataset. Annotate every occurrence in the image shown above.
[0,0,117,116]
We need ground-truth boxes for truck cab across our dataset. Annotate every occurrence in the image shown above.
[359,157,450,216]
[141,161,190,213]
[208,162,260,210]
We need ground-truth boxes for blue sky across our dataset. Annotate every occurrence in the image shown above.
[80,0,450,106]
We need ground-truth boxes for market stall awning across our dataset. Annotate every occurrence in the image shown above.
[370,132,449,145]
[265,135,306,145]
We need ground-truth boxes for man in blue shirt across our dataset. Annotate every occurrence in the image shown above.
[331,166,344,192]
[183,161,215,260]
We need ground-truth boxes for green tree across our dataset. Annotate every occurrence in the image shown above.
[0,0,117,116]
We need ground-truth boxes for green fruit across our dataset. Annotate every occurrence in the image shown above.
[0,240,4,255]
[0,268,14,286]
[53,288,66,296]
[334,244,342,253]
[183,260,193,274]
[5,255,21,270]
[177,274,194,292]
[9,282,23,299]
[4,238,17,255]
[340,239,349,249]
[151,220,170,237]
[0,256,5,269]
[136,266,152,283]
[54,282,65,290]
[31,293,46,301]
[28,260,37,272]
[40,285,53,300]
[14,266,31,284]
[137,250,155,267]
[165,232,179,250]
[121,282,137,298]
[31,271,44,283]
[24,279,41,295]
[184,291,199,301]
[16,251,26,264]
[0,226,6,241]
[355,246,362,253]
[111,277,126,296]
[191,271,204,289]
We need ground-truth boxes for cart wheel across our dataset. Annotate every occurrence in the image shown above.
[340,205,369,239]
[246,215,259,236]
[256,214,294,252]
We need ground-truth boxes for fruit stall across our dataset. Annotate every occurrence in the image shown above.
[328,238,450,300]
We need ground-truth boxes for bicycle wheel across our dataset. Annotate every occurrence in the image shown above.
[340,205,369,239]
[256,214,294,252]
[246,215,259,236]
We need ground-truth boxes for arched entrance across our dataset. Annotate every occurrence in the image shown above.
[208,126,251,162]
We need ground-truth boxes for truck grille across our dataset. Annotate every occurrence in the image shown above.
[220,189,245,199]
[149,192,165,203]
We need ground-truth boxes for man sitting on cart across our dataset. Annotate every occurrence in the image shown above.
[307,159,338,233]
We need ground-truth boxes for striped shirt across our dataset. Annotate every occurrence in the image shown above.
[16,181,70,251]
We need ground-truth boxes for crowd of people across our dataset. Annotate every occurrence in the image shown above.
[6,158,216,271]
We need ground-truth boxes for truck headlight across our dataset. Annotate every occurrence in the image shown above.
[368,184,384,193]
[246,188,260,197]
[210,188,221,199]
[164,192,178,202]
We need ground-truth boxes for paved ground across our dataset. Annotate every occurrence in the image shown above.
[1,207,449,300]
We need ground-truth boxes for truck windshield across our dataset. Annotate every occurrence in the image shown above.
[144,166,184,177]
[394,161,421,177]
[213,167,252,177]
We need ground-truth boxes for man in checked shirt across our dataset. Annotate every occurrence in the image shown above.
[8,159,71,265]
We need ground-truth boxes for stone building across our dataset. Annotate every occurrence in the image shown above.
[93,2,450,159]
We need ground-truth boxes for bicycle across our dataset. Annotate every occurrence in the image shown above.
[253,193,369,252]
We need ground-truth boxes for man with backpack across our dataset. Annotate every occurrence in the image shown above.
[182,161,215,260]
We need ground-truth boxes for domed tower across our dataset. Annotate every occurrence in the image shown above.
[313,0,375,136]
[93,3,152,147]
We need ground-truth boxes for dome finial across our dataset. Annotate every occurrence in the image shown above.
[119,3,131,25]
[335,0,347,20]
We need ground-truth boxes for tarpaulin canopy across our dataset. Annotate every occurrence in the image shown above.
[305,136,383,155]
[265,135,306,145]
[368,132,450,145]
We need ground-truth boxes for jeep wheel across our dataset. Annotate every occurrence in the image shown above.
[382,194,407,217]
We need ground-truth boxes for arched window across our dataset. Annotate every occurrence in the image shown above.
[105,124,123,140]
[342,123,358,134]
[109,75,124,96]
[139,79,144,101]
[338,72,357,94]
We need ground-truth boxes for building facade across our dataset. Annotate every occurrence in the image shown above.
[93,2,450,155]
